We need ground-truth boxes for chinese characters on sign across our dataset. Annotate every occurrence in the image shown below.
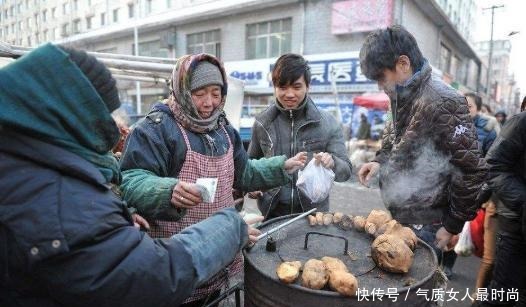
[356,288,519,303]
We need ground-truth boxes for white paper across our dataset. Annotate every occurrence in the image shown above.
[196,178,218,203]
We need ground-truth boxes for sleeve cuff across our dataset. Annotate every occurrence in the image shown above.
[441,213,465,235]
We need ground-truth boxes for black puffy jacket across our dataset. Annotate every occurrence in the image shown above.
[486,112,526,236]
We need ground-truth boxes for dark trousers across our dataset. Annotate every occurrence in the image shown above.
[472,233,526,307]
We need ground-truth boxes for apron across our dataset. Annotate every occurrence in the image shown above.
[148,123,242,303]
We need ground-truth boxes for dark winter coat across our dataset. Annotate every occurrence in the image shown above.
[486,112,526,236]
[0,44,248,307]
[248,97,352,219]
[120,103,290,221]
[375,61,487,234]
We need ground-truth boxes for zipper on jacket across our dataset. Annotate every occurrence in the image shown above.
[289,110,295,215]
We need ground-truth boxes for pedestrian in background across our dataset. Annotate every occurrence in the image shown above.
[473,111,526,306]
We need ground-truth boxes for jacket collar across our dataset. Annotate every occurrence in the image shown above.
[259,96,321,127]
[0,131,109,189]
[395,60,432,108]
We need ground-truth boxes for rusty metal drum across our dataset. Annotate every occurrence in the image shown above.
[243,214,442,307]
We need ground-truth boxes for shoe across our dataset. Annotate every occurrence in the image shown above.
[443,266,454,280]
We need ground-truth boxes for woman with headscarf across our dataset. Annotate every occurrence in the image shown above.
[119,54,306,306]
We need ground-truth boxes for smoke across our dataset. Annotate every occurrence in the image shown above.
[381,141,453,207]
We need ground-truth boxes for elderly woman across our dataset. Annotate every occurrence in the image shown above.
[120,54,306,306]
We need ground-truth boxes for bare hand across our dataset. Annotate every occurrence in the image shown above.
[435,226,454,251]
[445,234,459,251]
[314,152,335,169]
[284,152,307,174]
[171,181,202,209]
[132,213,150,231]
[358,162,380,187]
[243,214,264,244]
[248,191,263,199]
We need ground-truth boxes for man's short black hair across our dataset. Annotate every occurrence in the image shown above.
[272,53,311,87]
[465,92,482,111]
[359,25,425,81]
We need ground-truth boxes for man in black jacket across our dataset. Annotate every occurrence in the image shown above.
[357,26,487,259]
[473,112,526,306]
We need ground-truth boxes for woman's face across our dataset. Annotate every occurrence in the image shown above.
[191,85,222,119]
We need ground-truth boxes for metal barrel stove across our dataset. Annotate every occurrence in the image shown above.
[243,214,442,307]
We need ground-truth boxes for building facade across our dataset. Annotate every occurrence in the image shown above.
[0,0,482,134]
[475,39,519,114]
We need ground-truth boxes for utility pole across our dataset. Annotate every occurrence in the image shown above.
[483,4,504,97]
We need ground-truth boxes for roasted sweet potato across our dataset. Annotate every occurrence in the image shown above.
[321,256,348,273]
[307,215,317,226]
[315,212,324,226]
[277,261,302,284]
[328,270,358,297]
[352,216,366,232]
[371,234,414,273]
[323,213,333,225]
[365,209,392,236]
[301,259,329,290]
[332,212,344,224]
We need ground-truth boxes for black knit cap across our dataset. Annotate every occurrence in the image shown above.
[60,46,121,112]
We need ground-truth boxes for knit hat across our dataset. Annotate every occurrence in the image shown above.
[190,61,224,92]
[60,46,121,112]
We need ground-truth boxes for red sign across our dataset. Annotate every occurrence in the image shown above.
[332,0,394,34]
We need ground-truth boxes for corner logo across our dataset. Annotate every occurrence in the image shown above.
[453,125,468,138]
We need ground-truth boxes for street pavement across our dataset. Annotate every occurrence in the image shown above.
[243,181,480,307]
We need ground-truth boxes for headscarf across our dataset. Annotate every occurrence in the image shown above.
[167,54,228,133]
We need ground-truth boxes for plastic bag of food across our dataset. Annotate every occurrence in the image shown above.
[454,222,474,257]
[296,159,335,203]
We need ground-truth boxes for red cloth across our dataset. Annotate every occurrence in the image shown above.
[470,208,485,258]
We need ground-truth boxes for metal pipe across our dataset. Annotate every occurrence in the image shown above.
[256,208,317,241]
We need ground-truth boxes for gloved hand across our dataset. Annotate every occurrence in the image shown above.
[435,226,454,251]
[59,46,121,112]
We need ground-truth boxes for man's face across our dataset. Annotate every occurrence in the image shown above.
[191,85,222,119]
[274,75,308,109]
[377,69,399,95]
[376,56,413,96]
[466,96,478,119]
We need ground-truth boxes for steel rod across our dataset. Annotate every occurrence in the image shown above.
[256,208,317,241]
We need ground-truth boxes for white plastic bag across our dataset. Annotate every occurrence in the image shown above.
[454,222,474,257]
[296,159,335,203]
